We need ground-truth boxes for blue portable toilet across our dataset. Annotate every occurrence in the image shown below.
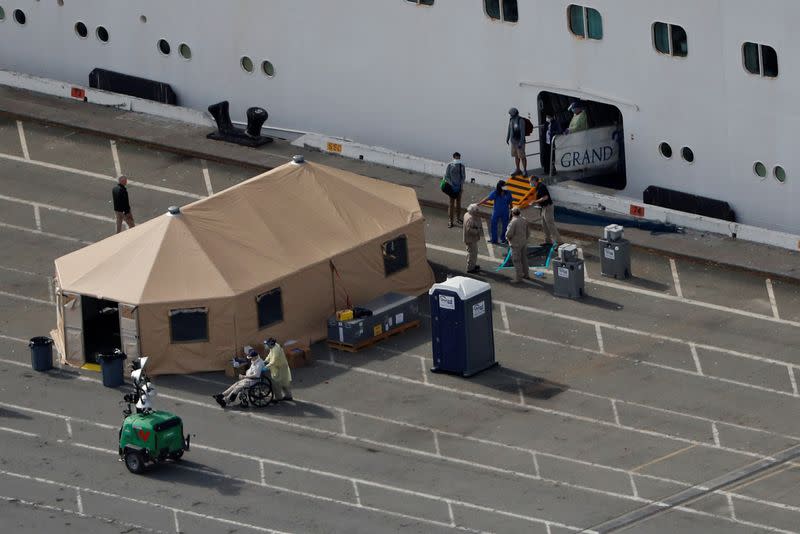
[429,276,497,377]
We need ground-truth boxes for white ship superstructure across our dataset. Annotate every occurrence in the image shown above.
[0,0,796,232]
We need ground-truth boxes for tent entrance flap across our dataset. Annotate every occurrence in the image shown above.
[81,296,121,364]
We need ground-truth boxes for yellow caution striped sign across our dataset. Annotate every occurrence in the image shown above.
[483,174,538,208]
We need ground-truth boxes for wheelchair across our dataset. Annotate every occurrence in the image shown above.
[237,369,273,408]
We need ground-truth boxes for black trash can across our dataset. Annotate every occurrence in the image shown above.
[97,350,127,388]
[29,337,54,372]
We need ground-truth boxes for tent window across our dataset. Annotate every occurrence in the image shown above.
[169,307,208,343]
[382,235,409,276]
[256,288,283,329]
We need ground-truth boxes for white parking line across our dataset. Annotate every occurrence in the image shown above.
[789,366,799,397]
[0,220,90,244]
[0,151,204,200]
[109,140,122,176]
[727,494,737,520]
[0,264,39,277]
[690,343,704,376]
[481,220,495,260]
[611,400,621,426]
[670,258,683,298]
[2,372,797,531]
[499,302,510,332]
[33,205,41,231]
[173,510,181,534]
[712,422,721,447]
[201,159,214,196]
[0,469,294,534]
[65,417,72,438]
[0,192,114,222]
[16,121,30,160]
[0,426,38,437]
[260,460,266,486]
[352,480,362,507]
[595,324,605,353]
[0,289,52,306]
[75,488,84,515]
[432,430,442,456]
[766,279,780,319]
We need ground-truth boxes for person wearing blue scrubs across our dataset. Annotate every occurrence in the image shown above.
[478,180,513,244]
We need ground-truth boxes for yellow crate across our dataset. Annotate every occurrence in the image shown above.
[336,309,354,321]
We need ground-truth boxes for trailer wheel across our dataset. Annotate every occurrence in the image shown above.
[124,450,146,474]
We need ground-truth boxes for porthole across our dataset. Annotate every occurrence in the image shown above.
[0,7,5,21]
[179,43,191,60]
[57,0,64,6]
[753,162,767,178]
[659,142,672,159]
[139,15,147,23]
[681,146,694,163]
[774,166,786,183]
[157,39,170,55]
[74,21,88,38]
[241,56,254,73]
[96,26,109,43]
[261,60,275,77]
[13,9,26,25]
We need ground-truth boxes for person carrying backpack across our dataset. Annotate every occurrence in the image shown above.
[442,152,466,228]
[506,108,533,177]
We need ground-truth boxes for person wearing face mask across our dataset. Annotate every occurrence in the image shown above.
[442,152,466,228]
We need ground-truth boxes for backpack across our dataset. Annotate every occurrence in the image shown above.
[523,117,534,137]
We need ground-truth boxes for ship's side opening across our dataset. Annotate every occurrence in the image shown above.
[536,91,626,190]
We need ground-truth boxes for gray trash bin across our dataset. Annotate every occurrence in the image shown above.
[97,350,127,387]
[29,336,53,372]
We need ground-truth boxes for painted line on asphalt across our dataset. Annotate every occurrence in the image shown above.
[766,279,780,320]
[65,418,72,438]
[427,243,800,328]
[109,140,122,176]
[481,220,495,260]
[689,343,703,376]
[0,425,38,437]
[383,343,800,462]
[0,469,294,534]
[352,480,362,507]
[789,366,799,397]
[726,493,737,520]
[595,324,604,353]
[712,422,721,447]
[0,289,52,305]
[499,302,510,332]
[0,192,114,222]
[4,366,799,529]
[498,299,800,392]
[75,488,84,515]
[32,205,41,231]
[201,159,214,196]
[0,151,204,200]
[0,494,163,534]
[610,400,621,426]
[670,258,683,298]
[0,220,91,244]
[173,510,181,534]
[0,264,40,277]
[16,120,29,160]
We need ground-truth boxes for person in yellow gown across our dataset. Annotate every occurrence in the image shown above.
[264,338,293,401]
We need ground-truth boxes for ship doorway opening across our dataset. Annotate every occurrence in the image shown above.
[537,91,626,190]
[81,296,120,364]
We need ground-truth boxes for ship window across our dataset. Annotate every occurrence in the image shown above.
[484,0,518,23]
[681,147,694,163]
[169,307,208,343]
[256,288,283,329]
[406,0,434,5]
[179,43,191,60]
[262,60,275,77]
[653,22,687,57]
[13,9,25,25]
[96,26,109,43]
[659,142,672,159]
[58,0,64,6]
[774,166,786,183]
[382,235,409,276]
[139,15,147,24]
[743,42,778,77]
[568,5,602,40]
[158,39,170,56]
[754,162,766,178]
[241,56,254,73]
[0,7,5,21]
[75,22,88,38]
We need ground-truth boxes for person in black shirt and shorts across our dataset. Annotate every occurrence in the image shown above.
[530,176,560,246]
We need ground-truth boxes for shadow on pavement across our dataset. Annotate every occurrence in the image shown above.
[149,460,245,496]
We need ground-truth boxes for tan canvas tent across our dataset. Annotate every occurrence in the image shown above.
[53,158,434,375]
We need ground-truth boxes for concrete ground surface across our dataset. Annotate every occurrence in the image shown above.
[0,85,798,282]
[1,117,800,533]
